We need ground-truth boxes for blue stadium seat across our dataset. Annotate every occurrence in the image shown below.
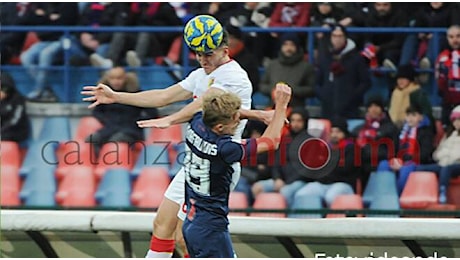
[19,141,58,178]
[368,195,400,218]
[169,143,186,178]
[362,171,398,207]
[95,168,131,207]
[20,165,57,203]
[131,144,170,179]
[23,190,56,207]
[39,116,71,143]
[347,119,365,133]
[289,195,322,219]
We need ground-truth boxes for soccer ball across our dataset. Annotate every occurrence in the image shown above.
[183,15,224,53]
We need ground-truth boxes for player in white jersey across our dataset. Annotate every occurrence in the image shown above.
[82,30,272,258]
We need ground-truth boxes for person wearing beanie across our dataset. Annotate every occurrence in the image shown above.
[353,95,399,188]
[226,24,260,93]
[377,104,435,194]
[388,64,434,130]
[259,32,315,108]
[292,116,359,208]
[315,24,371,119]
[415,104,460,204]
[0,71,32,143]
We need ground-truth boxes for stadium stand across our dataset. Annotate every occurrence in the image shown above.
[228,192,249,216]
[131,167,170,208]
[55,166,96,207]
[1,141,21,168]
[399,171,438,209]
[130,144,170,179]
[288,195,323,219]
[74,116,103,143]
[368,195,400,218]
[95,168,131,207]
[250,192,287,218]
[326,194,364,218]
[362,171,398,207]
[94,142,135,181]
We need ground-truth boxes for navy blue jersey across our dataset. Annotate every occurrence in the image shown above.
[184,112,256,231]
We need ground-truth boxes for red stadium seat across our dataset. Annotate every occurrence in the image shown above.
[250,193,287,218]
[166,36,183,63]
[1,165,21,206]
[131,167,170,208]
[1,141,21,168]
[447,177,460,208]
[94,142,136,181]
[327,194,363,218]
[74,116,103,142]
[55,166,96,207]
[146,124,184,163]
[55,142,96,181]
[400,171,438,209]
[228,192,249,216]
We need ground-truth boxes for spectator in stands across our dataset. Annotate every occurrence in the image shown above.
[352,96,399,188]
[293,117,359,208]
[377,105,435,194]
[388,64,434,130]
[226,25,260,93]
[309,3,345,55]
[19,3,79,101]
[188,3,241,25]
[86,67,144,155]
[399,3,457,83]
[0,3,35,65]
[361,2,406,70]
[251,108,311,207]
[269,3,311,38]
[259,33,315,109]
[315,24,371,119]
[71,3,124,66]
[435,25,460,127]
[225,3,276,64]
[235,120,271,205]
[90,3,182,68]
[415,105,460,204]
[0,71,31,143]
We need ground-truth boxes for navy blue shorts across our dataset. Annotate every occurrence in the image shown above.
[182,220,234,258]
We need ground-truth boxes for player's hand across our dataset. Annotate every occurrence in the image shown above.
[81,83,116,109]
[137,117,172,129]
[273,83,292,108]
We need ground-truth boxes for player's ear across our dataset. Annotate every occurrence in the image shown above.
[215,123,224,133]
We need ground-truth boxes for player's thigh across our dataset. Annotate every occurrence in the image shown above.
[153,197,181,239]
[183,223,233,258]
[164,168,186,204]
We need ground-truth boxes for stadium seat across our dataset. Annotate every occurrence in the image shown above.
[56,166,96,207]
[146,124,183,144]
[368,195,400,218]
[1,165,21,206]
[131,167,170,208]
[131,144,170,179]
[308,118,331,141]
[169,143,186,178]
[326,194,363,218]
[166,36,183,63]
[38,116,71,143]
[19,140,58,178]
[20,164,57,202]
[8,32,39,64]
[74,116,103,142]
[55,142,96,181]
[94,142,135,181]
[1,141,21,168]
[228,192,249,216]
[95,168,131,207]
[362,171,398,207]
[347,119,365,133]
[447,177,460,208]
[289,195,322,219]
[250,193,287,218]
[400,171,438,209]
[23,190,56,207]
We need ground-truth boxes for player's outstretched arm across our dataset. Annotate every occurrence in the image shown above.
[137,87,225,128]
[255,83,291,154]
[81,83,193,109]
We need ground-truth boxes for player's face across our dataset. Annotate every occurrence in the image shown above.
[447,27,460,50]
[196,47,229,74]
[221,111,240,135]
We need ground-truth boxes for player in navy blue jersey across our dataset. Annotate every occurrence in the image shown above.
[182,83,291,257]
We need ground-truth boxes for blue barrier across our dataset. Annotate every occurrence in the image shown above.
[2,26,448,103]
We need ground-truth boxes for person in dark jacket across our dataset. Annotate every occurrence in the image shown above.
[293,117,359,208]
[86,67,145,156]
[353,96,399,188]
[260,33,315,108]
[0,71,31,143]
[377,105,435,194]
[315,24,371,119]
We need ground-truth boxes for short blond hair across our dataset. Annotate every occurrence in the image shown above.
[202,92,241,128]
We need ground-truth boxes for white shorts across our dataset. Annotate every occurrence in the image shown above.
[165,162,241,221]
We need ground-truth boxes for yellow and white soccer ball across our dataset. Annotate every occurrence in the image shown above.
[183,15,224,53]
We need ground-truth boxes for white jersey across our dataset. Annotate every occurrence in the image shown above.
[166,59,253,220]
[179,59,252,139]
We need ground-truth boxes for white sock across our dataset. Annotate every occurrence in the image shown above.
[145,249,173,258]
